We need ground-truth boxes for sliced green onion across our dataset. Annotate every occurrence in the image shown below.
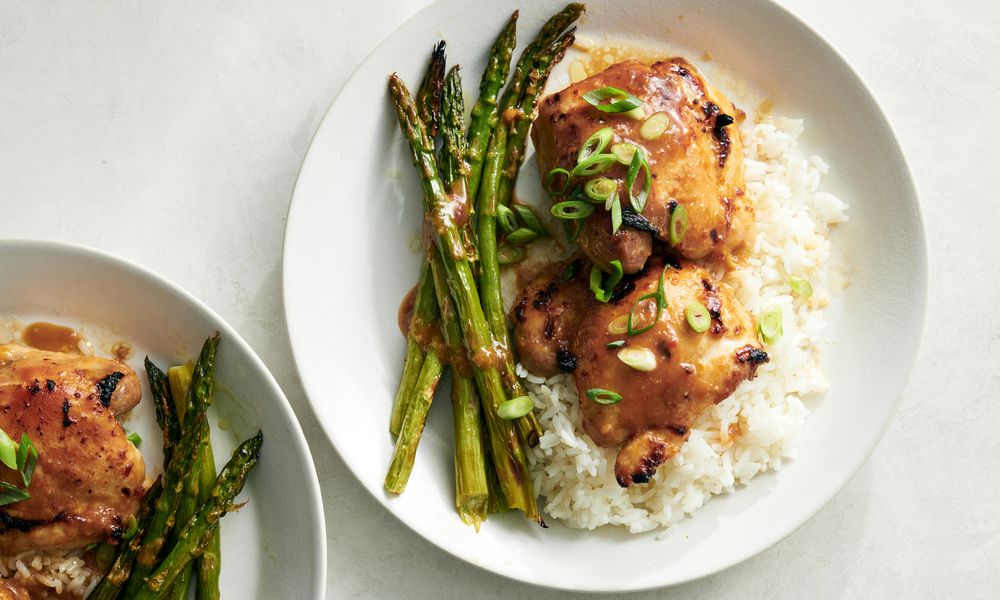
[610,192,623,234]
[669,204,688,245]
[0,429,17,471]
[627,268,668,336]
[497,395,534,420]
[626,147,651,213]
[497,244,526,265]
[551,200,595,220]
[611,142,638,165]
[759,307,784,344]
[122,515,139,540]
[627,294,659,335]
[512,204,547,236]
[606,340,626,349]
[617,347,657,372]
[585,388,623,405]
[582,86,643,114]
[546,168,571,196]
[789,276,814,298]
[623,106,646,121]
[685,302,711,333]
[16,433,37,487]
[497,204,518,233]
[506,228,538,245]
[564,219,584,242]
[584,177,617,203]
[607,313,629,335]
[640,111,671,140]
[127,432,142,447]
[577,127,614,164]
[0,482,29,507]
[590,260,624,303]
[571,153,618,178]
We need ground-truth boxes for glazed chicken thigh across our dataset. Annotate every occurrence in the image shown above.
[510,257,768,486]
[0,345,146,552]
[532,58,754,272]
[572,257,768,486]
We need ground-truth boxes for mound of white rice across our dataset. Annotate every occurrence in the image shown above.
[0,548,99,596]
[520,116,848,533]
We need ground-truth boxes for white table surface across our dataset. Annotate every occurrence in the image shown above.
[1,0,997,597]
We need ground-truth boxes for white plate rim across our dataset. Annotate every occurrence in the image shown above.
[0,237,329,599]
[282,0,927,592]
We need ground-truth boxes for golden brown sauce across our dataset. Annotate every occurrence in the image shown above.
[398,286,418,337]
[111,342,133,361]
[21,322,82,354]
[575,44,673,78]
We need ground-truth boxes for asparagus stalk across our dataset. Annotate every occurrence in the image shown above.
[389,262,438,436]
[438,66,489,528]
[465,12,518,202]
[384,46,456,494]
[194,439,220,600]
[145,359,180,465]
[389,41,451,437]
[475,9,581,447]
[384,349,444,494]
[163,335,220,600]
[133,431,263,600]
[87,477,164,600]
[125,410,208,597]
[389,74,538,521]
[416,41,446,139]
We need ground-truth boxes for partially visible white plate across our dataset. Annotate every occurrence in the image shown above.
[0,239,326,599]
[284,0,925,592]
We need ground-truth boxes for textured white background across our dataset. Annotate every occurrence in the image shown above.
[1,0,997,598]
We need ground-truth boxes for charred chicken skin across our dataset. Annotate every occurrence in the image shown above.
[532,58,753,272]
[0,345,146,552]
[511,257,768,487]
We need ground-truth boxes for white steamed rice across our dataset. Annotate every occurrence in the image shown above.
[0,548,99,596]
[519,116,849,533]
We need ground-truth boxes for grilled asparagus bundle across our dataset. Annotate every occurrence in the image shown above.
[385,4,584,528]
[89,334,263,599]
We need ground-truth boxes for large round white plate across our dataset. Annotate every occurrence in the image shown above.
[283,0,925,592]
[0,240,326,599]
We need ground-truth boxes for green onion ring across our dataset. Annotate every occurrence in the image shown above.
[584,177,617,203]
[512,204,547,236]
[497,204,518,233]
[606,340,626,349]
[585,388,623,405]
[626,147,651,213]
[577,127,614,164]
[759,307,783,344]
[546,168,571,196]
[571,153,618,178]
[551,200,595,220]
[610,192,623,234]
[564,219,584,242]
[497,244,526,266]
[685,302,711,333]
[498,395,534,420]
[589,260,624,303]
[0,429,16,471]
[582,86,643,114]
[669,204,688,245]
[506,227,538,245]
[611,142,638,165]
[789,276,813,298]
[627,268,668,335]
